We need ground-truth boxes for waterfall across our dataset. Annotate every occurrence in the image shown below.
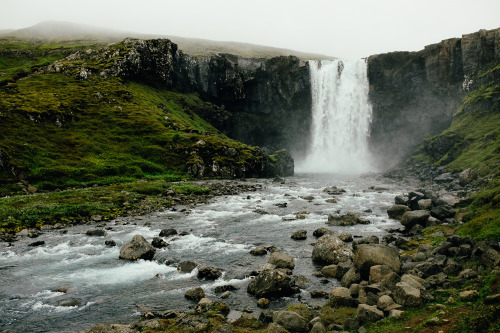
[298,59,373,174]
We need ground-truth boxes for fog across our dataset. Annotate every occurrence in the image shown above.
[1,0,499,58]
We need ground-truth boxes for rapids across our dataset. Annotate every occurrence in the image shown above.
[0,173,407,332]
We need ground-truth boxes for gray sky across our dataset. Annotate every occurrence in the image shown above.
[1,0,499,58]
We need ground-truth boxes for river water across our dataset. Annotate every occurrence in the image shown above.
[0,173,409,332]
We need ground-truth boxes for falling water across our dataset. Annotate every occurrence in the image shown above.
[298,59,373,173]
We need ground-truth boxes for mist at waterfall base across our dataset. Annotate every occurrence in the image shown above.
[297,59,374,174]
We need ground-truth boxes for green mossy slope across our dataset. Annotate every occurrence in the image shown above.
[413,61,500,241]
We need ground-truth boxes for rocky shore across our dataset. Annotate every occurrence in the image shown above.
[35,174,495,333]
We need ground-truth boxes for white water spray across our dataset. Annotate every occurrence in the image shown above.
[298,59,373,174]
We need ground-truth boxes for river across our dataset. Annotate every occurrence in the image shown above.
[0,173,410,332]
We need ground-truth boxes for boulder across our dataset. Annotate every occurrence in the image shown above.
[197,265,222,280]
[354,244,401,279]
[195,298,212,313]
[310,322,327,333]
[273,311,309,333]
[387,205,411,220]
[257,298,269,308]
[119,235,156,261]
[418,199,433,210]
[247,269,294,298]
[341,267,361,288]
[291,230,307,240]
[313,228,333,238]
[266,323,289,333]
[430,205,455,220]
[377,295,395,311]
[269,251,295,270]
[151,237,168,248]
[393,282,422,307]
[327,212,370,226]
[159,228,177,237]
[86,229,106,237]
[323,186,346,195]
[321,264,338,277]
[395,194,409,205]
[312,234,353,265]
[338,232,353,242]
[356,304,384,323]
[459,168,477,185]
[185,287,205,301]
[250,246,268,255]
[369,265,400,289]
[400,210,430,229]
[329,287,357,307]
[177,260,198,273]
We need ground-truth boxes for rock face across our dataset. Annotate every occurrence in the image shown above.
[367,28,500,167]
[119,235,156,261]
[312,234,354,264]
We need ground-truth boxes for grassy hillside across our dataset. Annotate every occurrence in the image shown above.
[0,37,276,231]
[4,21,336,60]
[413,61,500,241]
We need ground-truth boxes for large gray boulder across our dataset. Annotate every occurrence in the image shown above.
[269,251,295,270]
[341,267,361,288]
[119,235,156,261]
[393,282,422,307]
[400,210,430,228]
[369,264,400,290]
[387,205,411,220]
[329,287,357,307]
[273,311,309,333]
[312,234,353,265]
[357,304,384,323]
[354,244,401,279]
[247,269,294,298]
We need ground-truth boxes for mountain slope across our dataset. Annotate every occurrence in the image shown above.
[4,21,335,60]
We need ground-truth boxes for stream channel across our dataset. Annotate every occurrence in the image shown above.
[0,173,411,332]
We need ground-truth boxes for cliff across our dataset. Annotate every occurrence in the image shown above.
[43,38,312,157]
[367,28,500,167]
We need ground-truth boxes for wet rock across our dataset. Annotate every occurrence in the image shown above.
[257,298,269,308]
[313,227,333,238]
[220,291,230,299]
[312,234,353,265]
[400,210,430,229]
[247,269,295,298]
[195,297,212,313]
[159,228,177,237]
[185,287,205,301]
[354,244,401,279]
[387,205,411,220]
[177,260,198,273]
[310,290,329,298]
[357,304,384,323]
[269,251,295,270]
[338,232,353,242]
[291,230,307,240]
[325,198,338,203]
[273,310,309,333]
[105,239,117,247]
[323,186,346,195]
[151,237,168,248]
[418,199,433,210]
[327,212,370,226]
[250,246,268,255]
[119,235,156,261]
[214,284,237,293]
[254,209,270,215]
[86,229,106,237]
[28,240,45,247]
[292,275,310,289]
[352,235,379,250]
[395,194,409,206]
[321,264,339,277]
[434,172,455,183]
[197,265,222,280]
[300,195,315,201]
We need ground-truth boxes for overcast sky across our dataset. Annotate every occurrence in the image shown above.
[1,0,499,58]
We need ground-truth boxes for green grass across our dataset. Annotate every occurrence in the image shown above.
[0,179,209,231]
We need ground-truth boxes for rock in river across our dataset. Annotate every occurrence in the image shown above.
[119,235,156,261]
[312,234,353,265]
